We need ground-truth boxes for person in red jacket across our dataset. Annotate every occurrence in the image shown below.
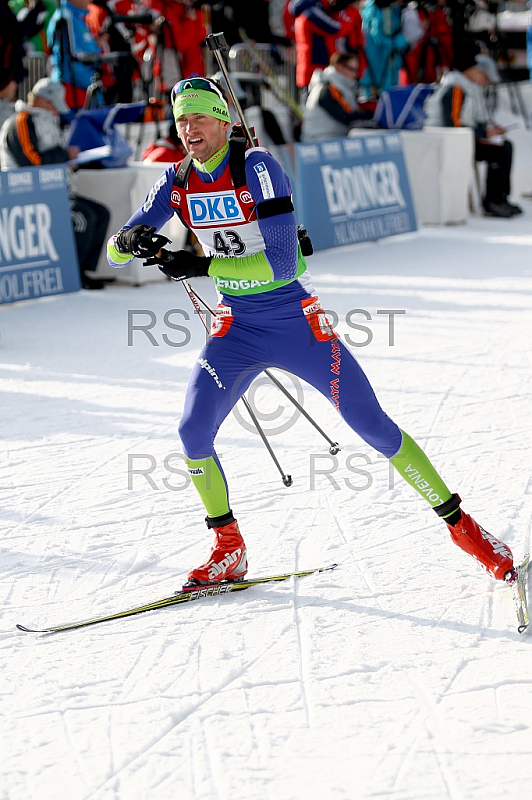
[293,0,346,90]
[326,0,366,81]
[177,2,206,79]
[151,0,205,90]
[293,0,364,91]
[283,0,296,41]
[404,0,453,84]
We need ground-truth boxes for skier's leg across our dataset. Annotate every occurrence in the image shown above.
[391,431,513,579]
[178,334,260,517]
[278,304,513,579]
[178,322,265,584]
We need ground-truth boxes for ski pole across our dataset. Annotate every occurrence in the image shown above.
[184,282,340,456]
[181,279,293,487]
[240,395,293,487]
[205,32,257,147]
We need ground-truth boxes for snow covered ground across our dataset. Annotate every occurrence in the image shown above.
[3,109,532,799]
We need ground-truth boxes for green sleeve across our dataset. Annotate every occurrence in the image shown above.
[107,239,134,266]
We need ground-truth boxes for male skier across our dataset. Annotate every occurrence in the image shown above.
[107,77,515,589]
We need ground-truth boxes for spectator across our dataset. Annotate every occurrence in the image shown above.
[141,119,185,162]
[9,0,55,56]
[403,0,453,84]
[176,1,206,79]
[292,0,346,91]
[283,0,297,42]
[1,0,47,83]
[0,77,111,287]
[360,0,408,97]
[329,0,367,83]
[0,69,18,130]
[401,1,426,52]
[47,0,104,109]
[150,0,206,95]
[301,49,373,140]
[84,0,139,104]
[424,52,522,218]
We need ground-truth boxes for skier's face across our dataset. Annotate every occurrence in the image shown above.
[176,114,230,163]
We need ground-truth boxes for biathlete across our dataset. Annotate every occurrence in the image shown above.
[107,77,514,588]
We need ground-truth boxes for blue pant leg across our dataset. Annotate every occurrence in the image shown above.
[178,326,264,460]
[267,312,402,458]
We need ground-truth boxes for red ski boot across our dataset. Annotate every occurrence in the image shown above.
[186,516,248,587]
[446,511,513,580]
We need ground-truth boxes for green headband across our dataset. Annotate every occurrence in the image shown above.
[172,88,230,123]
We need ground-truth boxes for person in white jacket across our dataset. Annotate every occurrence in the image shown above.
[301,50,373,142]
[0,77,111,287]
[424,52,522,218]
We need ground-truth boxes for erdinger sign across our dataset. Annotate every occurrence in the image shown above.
[0,166,80,305]
[295,133,417,251]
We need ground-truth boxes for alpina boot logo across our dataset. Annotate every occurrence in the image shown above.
[208,548,243,580]
[479,526,512,559]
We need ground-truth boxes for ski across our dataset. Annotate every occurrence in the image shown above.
[16,563,338,634]
[507,554,530,634]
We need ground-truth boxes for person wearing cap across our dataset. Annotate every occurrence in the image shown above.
[107,76,516,590]
[0,77,110,290]
[424,50,522,218]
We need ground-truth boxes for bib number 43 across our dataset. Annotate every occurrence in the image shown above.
[212,229,246,256]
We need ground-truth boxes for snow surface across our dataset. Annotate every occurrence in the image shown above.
[2,108,532,800]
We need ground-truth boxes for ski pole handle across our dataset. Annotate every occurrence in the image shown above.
[205,31,228,53]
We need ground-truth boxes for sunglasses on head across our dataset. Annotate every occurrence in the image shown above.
[171,78,225,105]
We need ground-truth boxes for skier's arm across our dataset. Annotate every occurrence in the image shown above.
[306,7,342,34]
[289,0,315,16]
[107,168,174,267]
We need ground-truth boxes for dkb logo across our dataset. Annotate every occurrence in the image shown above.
[187,191,245,226]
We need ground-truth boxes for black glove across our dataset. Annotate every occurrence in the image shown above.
[143,248,212,281]
[115,224,170,258]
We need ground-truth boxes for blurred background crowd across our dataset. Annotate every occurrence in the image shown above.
[1,1,531,132]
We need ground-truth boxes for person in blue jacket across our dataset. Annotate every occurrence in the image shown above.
[107,77,516,590]
[360,0,408,96]
[47,0,101,109]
